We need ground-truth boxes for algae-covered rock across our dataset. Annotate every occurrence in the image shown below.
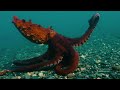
[112,65,120,71]
[67,73,75,78]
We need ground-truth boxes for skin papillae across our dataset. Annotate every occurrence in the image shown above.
[0,13,100,76]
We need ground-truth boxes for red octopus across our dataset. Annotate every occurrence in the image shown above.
[0,13,100,76]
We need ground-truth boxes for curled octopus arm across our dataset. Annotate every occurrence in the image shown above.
[0,53,63,76]
[64,13,100,46]
[13,49,51,66]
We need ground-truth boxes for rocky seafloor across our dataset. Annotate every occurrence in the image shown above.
[0,34,120,79]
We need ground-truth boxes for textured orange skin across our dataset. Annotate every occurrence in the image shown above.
[13,16,56,44]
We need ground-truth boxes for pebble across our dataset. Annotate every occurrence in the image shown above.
[24,73,31,79]
[17,76,22,79]
[38,72,45,78]
[67,73,75,78]
[47,76,55,79]
[27,72,34,76]
[32,74,37,77]
[11,76,21,79]
[54,74,58,78]
[96,77,101,79]
[75,68,81,72]
[112,65,120,71]
[11,77,18,79]
[95,60,101,64]
[86,65,91,68]
[80,68,86,71]
[64,76,67,79]
[32,76,39,79]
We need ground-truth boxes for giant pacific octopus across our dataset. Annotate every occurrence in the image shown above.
[0,13,100,76]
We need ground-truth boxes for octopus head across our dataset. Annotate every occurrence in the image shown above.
[12,16,57,44]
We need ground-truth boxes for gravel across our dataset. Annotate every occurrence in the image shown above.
[0,34,120,79]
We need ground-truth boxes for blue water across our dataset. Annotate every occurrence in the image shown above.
[0,11,120,79]
[0,11,120,48]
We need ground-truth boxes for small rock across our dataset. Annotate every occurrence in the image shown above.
[17,76,21,79]
[80,55,86,59]
[95,60,101,64]
[75,68,80,72]
[64,76,67,79]
[67,73,75,78]
[47,76,55,79]
[54,74,58,78]
[32,76,39,79]
[80,68,86,71]
[112,65,120,71]
[96,77,101,79]
[32,74,37,77]
[24,73,31,79]
[12,77,18,79]
[38,72,45,78]
[105,74,109,78]
[86,65,91,68]
[11,76,21,79]
[27,72,34,76]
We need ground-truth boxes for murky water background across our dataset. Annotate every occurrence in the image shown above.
[0,11,120,79]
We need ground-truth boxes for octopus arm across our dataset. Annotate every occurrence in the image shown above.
[65,13,100,47]
[0,53,63,76]
[65,27,94,46]
[55,47,79,75]
[13,49,50,66]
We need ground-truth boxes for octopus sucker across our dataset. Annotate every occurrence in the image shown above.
[0,13,100,76]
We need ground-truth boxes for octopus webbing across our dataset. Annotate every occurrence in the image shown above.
[0,13,100,76]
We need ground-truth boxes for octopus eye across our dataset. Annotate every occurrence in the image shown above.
[38,25,41,27]
[29,19,32,22]
[22,19,26,22]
